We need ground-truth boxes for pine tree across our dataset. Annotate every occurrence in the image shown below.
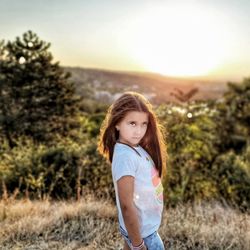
[0,31,81,146]
[0,39,16,148]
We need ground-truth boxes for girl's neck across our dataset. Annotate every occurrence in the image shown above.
[117,140,139,148]
[116,140,141,156]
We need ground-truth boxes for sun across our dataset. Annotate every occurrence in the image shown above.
[123,3,231,77]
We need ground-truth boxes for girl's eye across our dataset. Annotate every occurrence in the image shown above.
[130,122,136,126]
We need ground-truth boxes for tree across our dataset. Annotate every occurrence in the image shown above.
[0,39,16,147]
[0,31,82,146]
[214,78,250,153]
[170,87,199,102]
[225,78,250,129]
[156,103,220,205]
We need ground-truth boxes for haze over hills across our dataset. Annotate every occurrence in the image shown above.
[64,66,229,104]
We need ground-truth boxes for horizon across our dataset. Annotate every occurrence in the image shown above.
[1,0,250,82]
[63,65,235,84]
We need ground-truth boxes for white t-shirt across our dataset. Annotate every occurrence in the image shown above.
[112,142,164,238]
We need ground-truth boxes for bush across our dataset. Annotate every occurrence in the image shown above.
[157,103,220,206]
[211,150,250,210]
[0,134,113,200]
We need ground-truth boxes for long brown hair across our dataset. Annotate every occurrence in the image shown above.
[98,91,167,178]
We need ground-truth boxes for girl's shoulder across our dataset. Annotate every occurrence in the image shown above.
[113,142,141,159]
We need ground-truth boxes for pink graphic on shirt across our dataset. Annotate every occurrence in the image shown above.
[151,166,164,204]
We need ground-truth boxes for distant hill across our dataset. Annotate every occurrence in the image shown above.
[64,66,228,104]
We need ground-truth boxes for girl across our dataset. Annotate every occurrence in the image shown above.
[98,92,167,250]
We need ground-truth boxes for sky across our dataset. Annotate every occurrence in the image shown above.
[1,0,250,81]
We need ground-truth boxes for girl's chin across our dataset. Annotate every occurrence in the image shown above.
[118,139,140,147]
[128,140,141,147]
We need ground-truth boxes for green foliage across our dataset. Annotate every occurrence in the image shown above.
[0,136,80,199]
[80,139,113,198]
[211,150,250,210]
[0,137,47,198]
[155,75,250,209]
[0,31,82,145]
[157,103,219,206]
[83,113,106,137]
[214,78,250,153]
[225,78,250,128]
[0,127,112,200]
[1,31,250,210]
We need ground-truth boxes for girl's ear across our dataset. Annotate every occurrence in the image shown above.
[115,125,119,131]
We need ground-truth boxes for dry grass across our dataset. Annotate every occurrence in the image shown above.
[0,197,250,250]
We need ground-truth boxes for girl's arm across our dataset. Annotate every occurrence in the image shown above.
[117,176,144,247]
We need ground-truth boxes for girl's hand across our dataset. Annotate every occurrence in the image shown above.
[132,240,147,250]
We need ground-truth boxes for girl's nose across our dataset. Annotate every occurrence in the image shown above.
[135,126,143,135]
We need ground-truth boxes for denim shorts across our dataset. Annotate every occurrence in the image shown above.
[119,225,165,250]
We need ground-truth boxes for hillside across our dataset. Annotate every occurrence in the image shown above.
[64,67,228,104]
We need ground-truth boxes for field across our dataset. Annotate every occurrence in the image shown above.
[0,196,250,250]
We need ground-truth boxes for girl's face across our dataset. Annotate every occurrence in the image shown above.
[115,111,149,147]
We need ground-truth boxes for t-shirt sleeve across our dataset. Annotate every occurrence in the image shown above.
[112,153,138,181]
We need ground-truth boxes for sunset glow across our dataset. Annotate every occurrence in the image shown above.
[1,0,249,80]
[124,3,233,77]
